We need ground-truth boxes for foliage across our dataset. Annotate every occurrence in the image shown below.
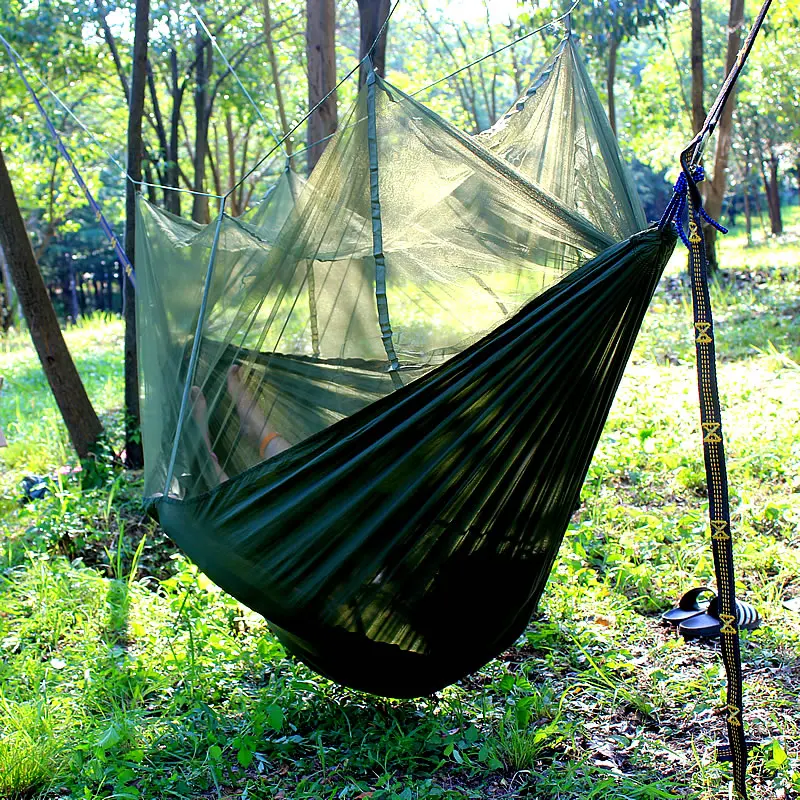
[0,214,798,799]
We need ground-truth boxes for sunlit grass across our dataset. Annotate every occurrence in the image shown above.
[0,213,797,799]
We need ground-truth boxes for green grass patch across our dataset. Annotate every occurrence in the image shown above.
[0,222,798,799]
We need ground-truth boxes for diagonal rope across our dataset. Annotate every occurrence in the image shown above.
[190,6,287,155]
[0,29,225,199]
[0,29,138,287]
[410,0,581,98]
[225,0,401,198]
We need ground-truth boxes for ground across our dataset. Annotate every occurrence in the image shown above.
[0,210,799,799]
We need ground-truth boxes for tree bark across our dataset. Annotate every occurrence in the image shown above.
[96,0,131,100]
[306,0,337,173]
[0,145,103,459]
[166,49,183,216]
[123,0,150,470]
[607,35,618,137]
[261,0,293,155]
[192,32,212,223]
[767,151,783,235]
[0,244,16,330]
[690,0,705,135]
[356,0,390,87]
[703,0,745,273]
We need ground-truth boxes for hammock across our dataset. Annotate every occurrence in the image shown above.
[137,36,676,697]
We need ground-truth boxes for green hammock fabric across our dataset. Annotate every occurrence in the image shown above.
[137,38,674,696]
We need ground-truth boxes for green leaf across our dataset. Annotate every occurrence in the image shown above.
[237,746,254,768]
[267,704,283,731]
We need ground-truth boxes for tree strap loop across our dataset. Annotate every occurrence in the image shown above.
[684,189,748,800]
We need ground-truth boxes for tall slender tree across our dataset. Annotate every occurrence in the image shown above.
[357,0,390,86]
[306,0,337,173]
[123,0,151,470]
[703,0,745,270]
[0,145,103,459]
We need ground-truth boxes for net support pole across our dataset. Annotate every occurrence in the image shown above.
[366,66,403,388]
[163,198,227,496]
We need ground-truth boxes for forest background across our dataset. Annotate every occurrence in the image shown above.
[0,0,798,339]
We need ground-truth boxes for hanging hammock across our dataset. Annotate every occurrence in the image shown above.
[137,35,675,697]
[3,4,773,789]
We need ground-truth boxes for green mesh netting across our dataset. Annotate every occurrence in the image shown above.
[477,37,646,240]
[137,37,674,695]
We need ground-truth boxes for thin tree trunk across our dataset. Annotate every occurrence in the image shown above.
[356,0,391,86]
[94,277,105,312]
[166,49,183,216]
[261,0,293,156]
[606,35,618,136]
[225,112,239,215]
[759,156,778,235]
[743,188,752,245]
[796,153,800,206]
[96,0,130,100]
[192,32,211,223]
[0,145,103,459]
[306,0,337,173]
[123,0,150,470]
[703,0,745,273]
[0,244,16,330]
[690,0,705,135]
[105,270,115,314]
[768,151,783,234]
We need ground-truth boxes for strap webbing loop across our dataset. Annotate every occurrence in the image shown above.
[680,169,748,800]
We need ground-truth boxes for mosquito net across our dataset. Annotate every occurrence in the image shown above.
[136,38,641,503]
[477,36,646,239]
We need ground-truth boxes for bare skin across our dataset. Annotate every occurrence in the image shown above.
[191,365,290,486]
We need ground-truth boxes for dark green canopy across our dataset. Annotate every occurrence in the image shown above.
[137,37,675,696]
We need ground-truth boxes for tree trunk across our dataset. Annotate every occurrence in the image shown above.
[225,113,239,215]
[306,0,337,173]
[261,0,293,156]
[606,35,618,137]
[94,277,105,312]
[759,156,780,235]
[690,0,705,135]
[0,244,16,330]
[0,145,103,459]
[743,188,752,246]
[192,33,211,224]
[166,49,183,216]
[106,270,115,314]
[703,0,745,274]
[356,0,390,87]
[767,151,783,235]
[123,0,150,470]
[796,153,800,206]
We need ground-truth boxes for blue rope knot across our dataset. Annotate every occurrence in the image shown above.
[659,164,728,248]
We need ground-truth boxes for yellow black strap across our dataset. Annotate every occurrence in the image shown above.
[685,186,747,799]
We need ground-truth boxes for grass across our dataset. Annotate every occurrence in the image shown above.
[0,209,799,799]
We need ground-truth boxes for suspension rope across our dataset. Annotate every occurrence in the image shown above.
[410,0,580,98]
[190,6,287,155]
[0,30,225,199]
[0,30,137,288]
[225,0,401,198]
